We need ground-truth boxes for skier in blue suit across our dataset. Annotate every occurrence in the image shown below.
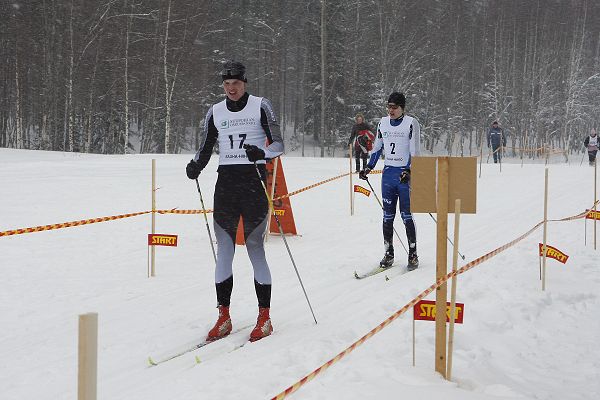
[359,92,421,270]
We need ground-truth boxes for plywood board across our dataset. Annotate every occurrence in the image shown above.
[410,156,437,213]
[410,156,477,214]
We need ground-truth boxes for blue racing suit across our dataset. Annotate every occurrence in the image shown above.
[367,114,421,255]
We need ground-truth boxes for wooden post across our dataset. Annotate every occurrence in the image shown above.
[478,131,484,178]
[542,168,548,291]
[594,158,597,250]
[521,130,526,168]
[412,318,416,367]
[411,156,476,379]
[78,313,98,400]
[265,158,279,241]
[584,213,587,246]
[150,159,156,277]
[435,157,449,378]
[350,143,354,216]
[447,199,461,380]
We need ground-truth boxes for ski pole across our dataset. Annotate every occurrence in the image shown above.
[428,213,466,260]
[251,161,318,325]
[195,178,217,264]
[364,177,409,255]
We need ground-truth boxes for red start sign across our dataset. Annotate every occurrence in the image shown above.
[538,243,568,264]
[585,209,600,220]
[353,185,371,197]
[148,234,178,247]
[413,299,464,324]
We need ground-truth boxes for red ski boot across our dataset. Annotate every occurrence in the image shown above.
[249,307,273,342]
[206,305,232,342]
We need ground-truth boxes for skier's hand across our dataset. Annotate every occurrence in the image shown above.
[400,169,410,184]
[186,159,202,180]
[243,144,265,162]
[359,167,371,180]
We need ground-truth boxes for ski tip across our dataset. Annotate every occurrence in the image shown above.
[148,356,157,366]
[385,275,389,281]
[354,271,360,279]
[195,355,202,364]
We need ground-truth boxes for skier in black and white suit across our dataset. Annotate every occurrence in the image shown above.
[584,128,598,166]
[186,60,283,343]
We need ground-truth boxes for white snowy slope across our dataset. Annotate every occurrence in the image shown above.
[1,148,599,400]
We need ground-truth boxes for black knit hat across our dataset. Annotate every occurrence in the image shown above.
[387,92,406,108]
[221,60,247,82]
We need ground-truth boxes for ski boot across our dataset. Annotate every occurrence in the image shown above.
[380,249,394,269]
[206,305,232,342]
[250,307,273,342]
[408,251,419,271]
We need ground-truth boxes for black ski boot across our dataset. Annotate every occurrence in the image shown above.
[380,242,394,268]
[407,251,419,271]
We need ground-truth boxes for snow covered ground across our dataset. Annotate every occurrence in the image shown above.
[1,148,599,400]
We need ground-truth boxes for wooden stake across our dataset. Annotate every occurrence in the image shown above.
[584,214,587,246]
[78,313,98,400]
[412,318,416,367]
[521,130,526,168]
[150,159,156,277]
[350,143,354,216]
[447,199,461,381]
[542,168,548,291]
[594,158,597,250]
[265,157,279,241]
[478,131,484,178]
[435,157,449,378]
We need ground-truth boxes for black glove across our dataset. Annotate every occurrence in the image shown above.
[243,144,265,162]
[400,169,410,184]
[186,159,202,180]
[359,167,371,180]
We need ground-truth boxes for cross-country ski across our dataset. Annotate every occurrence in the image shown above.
[148,324,253,366]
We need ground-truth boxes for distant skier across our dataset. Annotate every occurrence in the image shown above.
[348,113,375,172]
[584,128,598,166]
[359,92,421,270]
[186,60,284,342]
[487,121,506,163]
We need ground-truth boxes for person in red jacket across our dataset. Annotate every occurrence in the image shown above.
[348,113,375,172]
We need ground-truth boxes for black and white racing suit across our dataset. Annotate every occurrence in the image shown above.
[194,92,284,308]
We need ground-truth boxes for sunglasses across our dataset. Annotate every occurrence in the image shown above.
[386,104,400,110]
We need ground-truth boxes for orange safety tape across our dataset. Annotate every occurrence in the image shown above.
[0,169,375,238]
[0,211,152,238]
[273,170,382,201]
[2,182,591,239]
[157,209,213,214]
[270,204,594,400]
[0,208,216,238]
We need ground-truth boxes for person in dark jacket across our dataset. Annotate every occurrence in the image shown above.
[348,113,375,172]
[487,121,506,163]
[584,128,598,166]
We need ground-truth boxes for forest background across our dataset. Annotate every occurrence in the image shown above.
[1,0,599,158]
